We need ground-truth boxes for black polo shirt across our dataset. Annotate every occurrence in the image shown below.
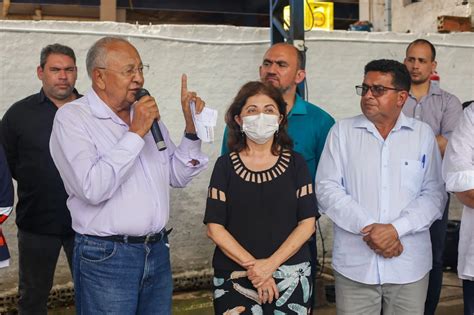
[1,89,81,236]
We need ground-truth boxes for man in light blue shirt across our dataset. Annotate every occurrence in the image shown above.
[316,59,445,315]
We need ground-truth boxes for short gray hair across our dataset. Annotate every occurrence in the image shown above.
[40,44,76,68]
[86,36,129,78]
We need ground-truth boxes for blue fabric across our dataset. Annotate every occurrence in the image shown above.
[424,194,449,315]
[73,233,173,314]
[0,145,13,263]
[221,95,335,182]
[464,280,474,315]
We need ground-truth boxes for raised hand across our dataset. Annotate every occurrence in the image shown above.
[181,74,205,134]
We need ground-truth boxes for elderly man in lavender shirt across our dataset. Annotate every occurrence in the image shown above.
[49,37,208,314]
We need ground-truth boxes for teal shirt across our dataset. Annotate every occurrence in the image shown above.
[221,94,335,182]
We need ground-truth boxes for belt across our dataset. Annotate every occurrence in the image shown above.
[85,228,172,244]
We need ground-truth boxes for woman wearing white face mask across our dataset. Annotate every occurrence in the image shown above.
[204,81,318,314]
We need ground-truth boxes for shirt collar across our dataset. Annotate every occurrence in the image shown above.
[288,94,307,117]
[408,81,442,100]
[39,88,80,105]
[427,81,442,96]
[86,89,128,126]
[353,111,415,133]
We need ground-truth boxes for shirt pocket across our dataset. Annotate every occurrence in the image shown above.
[400,159,424,197]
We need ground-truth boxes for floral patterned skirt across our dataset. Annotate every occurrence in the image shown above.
[213,261,312,315]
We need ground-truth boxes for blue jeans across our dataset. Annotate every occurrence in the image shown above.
[73,233,172,314]
[424,194,449,315]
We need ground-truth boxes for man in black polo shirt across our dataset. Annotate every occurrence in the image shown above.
[1,43,80,314]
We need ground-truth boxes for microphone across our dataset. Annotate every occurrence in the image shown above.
[135,88,167,151]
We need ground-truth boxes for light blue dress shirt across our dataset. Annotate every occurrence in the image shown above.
[316,112,446,285]
[49,89,208,237]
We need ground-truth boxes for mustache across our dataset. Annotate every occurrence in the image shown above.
[264,74,278,80]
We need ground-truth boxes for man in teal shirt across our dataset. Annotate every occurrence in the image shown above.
[221,43,335,307]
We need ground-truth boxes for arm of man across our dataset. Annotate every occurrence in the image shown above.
[455,190,474,209]
[436,135,448,157]
[390,131,446,239]
[443,106,474,208]
[315,125,376,234]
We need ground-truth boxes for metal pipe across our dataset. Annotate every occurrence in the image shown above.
[385,0,392,31]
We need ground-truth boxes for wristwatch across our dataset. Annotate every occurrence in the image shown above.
[184,132,199,141]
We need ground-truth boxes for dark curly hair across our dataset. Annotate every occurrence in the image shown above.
[364,59,411,92]
[225,81,292,155]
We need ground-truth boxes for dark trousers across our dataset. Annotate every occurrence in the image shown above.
[17,229,74,315]
[464,280,474,315]
[424,194,449,315]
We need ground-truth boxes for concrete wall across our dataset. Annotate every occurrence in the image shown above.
[362,0,473,33]
[0,21,473,290]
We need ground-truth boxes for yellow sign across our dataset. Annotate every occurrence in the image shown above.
[284,1,334,31]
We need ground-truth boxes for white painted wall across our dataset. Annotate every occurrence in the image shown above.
[0,21,473,278]
[364,0,473,33]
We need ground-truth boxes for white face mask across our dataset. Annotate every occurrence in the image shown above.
[242,113,279,145]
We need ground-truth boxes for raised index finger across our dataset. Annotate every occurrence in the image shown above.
[181,73,188,97]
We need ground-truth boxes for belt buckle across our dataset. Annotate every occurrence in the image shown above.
[144,234,152,244]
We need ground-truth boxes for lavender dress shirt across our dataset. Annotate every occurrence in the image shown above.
[49,89,208,237]
[402,82,462,139]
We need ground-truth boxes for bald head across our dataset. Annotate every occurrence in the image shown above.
[265,43,304,70]
[259,43,306,96]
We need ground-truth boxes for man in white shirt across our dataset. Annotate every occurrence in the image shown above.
[316,59,446,314]
[442,104,474,315]
[50,37,208,314]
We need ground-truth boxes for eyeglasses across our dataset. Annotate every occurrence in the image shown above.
[97,64,149,77]
[355,84,401,97]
